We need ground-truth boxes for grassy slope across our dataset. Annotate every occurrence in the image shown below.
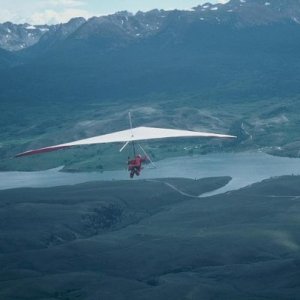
[1,94,300,172]
[0,176,300,299]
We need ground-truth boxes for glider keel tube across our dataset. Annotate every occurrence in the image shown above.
[15,126,236,158]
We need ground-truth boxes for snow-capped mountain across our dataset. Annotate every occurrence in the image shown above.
[0,22,55,51]
[199,0,300,26]
[0,18,86,52]
[1,0,300,52]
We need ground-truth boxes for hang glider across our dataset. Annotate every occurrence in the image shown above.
[16,113,236,178]
[15,126,236,158]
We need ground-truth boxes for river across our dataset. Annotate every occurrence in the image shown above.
[0,151,299,195]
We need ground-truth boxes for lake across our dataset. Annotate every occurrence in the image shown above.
[0,151,299,195]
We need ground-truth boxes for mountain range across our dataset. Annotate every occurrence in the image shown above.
[0,0,300,102]
[1,0,300,171]
[1,0,300,52]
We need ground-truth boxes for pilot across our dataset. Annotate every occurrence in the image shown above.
[128,154,147,178]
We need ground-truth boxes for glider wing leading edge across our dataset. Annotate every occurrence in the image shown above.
[16,126,236,157]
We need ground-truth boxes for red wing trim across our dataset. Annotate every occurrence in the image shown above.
[15,146,70,158]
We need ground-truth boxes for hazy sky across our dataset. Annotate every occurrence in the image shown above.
[0,0,228,25]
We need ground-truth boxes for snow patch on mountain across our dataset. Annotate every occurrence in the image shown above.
[26,25,36,30]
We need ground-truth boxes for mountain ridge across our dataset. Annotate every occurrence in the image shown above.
[1,0,300,53]
[0,22,55,51]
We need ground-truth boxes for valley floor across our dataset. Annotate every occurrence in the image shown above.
[0,176,300,299]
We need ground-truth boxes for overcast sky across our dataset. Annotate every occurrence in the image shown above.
[0,0,228,25]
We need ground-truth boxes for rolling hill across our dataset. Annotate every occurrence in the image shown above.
[0,176,300,299]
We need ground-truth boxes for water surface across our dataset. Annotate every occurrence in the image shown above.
[0,152,299,195]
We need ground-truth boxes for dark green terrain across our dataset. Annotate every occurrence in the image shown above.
[0,175,300,299]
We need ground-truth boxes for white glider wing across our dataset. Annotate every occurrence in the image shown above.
[16,126,236,157]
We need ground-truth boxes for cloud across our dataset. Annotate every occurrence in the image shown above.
[0,0,231,25]
[0,9,17,23]
[28,0,89,24]
[43,0,86,8]
[29,8,91,24]
[0,0,90,24]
